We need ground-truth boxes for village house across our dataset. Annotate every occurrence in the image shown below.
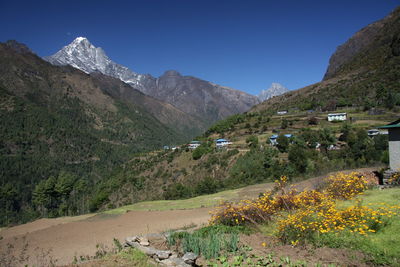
[188,141,201,149]
[277,110,288,115]
[327,113,347,122]
[367,129,388,137]
[378,119,400,171]
[215,138,232,148]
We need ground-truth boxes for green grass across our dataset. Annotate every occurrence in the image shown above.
[103,188,240,215]
[316,188,400,265]
[89,247,156,267]
[116,248,156,267]
[339,187,400,208]
[337,187,400,265]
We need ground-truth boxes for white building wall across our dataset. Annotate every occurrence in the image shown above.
[389,128,400,171]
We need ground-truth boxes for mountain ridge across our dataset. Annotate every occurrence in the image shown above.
[45,37,260,124]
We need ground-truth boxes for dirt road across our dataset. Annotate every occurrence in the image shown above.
[0,208,212,266]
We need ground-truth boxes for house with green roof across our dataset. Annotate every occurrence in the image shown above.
[378,119,400,171]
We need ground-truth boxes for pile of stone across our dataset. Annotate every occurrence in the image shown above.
[124,233,199,267]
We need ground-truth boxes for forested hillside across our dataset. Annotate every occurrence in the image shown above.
[0,41,186,225]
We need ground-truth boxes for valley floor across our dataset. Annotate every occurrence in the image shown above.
[0,167,378,266]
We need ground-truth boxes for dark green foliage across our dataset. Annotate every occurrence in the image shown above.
[281,119,289,129]
[299,128,319,148]
[288,144,309,174]
[192,142,213,160]
[276,134,289,152]
[163,183,193,200]
[89,191,109,212]
[195,177,220,195]
[229,147,278,186]
[205,114,245,136]
[318,128,336,153]
[245,135,259,149]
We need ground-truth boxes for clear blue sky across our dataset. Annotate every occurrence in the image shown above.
[1,0,398,95]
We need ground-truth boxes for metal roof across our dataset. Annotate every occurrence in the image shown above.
[377,118,400,129]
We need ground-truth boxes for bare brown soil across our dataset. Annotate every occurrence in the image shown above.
[0,208,211,266]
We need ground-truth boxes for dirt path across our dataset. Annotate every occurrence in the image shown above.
[0,167,379,266]
[0,208,212,266]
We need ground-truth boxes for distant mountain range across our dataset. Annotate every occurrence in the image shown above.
[258,83,289,102]
[45,37,260,124]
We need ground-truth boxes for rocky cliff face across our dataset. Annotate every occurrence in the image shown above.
[258,83,289,102]
[45,37,259,124]
[323,9,397,80]
[143,70,259,122]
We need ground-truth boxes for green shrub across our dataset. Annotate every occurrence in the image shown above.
[163,183,192,200]
[167,225,243,259]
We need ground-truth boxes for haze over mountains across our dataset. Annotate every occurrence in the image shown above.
[45,37,260,124]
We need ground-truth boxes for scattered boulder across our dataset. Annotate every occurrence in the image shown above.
[182,252,198,264]
[156,250,172,260]
[125,236,139,246]
[195,256,207,267]
[139,236,150,246]
[124,232,195,266]
[160,257,192,267]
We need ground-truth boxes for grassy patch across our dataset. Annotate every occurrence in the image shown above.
[77,247,157,267]
[103,188,240,215]
[116,248,157,267]
[326,188,400,265]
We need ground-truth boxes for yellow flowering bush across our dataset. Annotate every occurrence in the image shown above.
[210,176,327,226]
[277,200,399,244]
[209,192,279,226]
[210,172,400,245]
[324,172,367,199]
[388,172,400,185]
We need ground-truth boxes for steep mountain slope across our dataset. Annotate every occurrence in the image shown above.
[258,82,289,102]
[323,9,397,80]
[252,6,400,113]
[45,37,259,124]
[0,40,188,225]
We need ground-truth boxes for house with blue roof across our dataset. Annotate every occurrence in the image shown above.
[215,138,232,148]
[269,134,293,146]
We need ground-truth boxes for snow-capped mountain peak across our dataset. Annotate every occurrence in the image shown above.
[44,37,148,91]
[258,82,289,101]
